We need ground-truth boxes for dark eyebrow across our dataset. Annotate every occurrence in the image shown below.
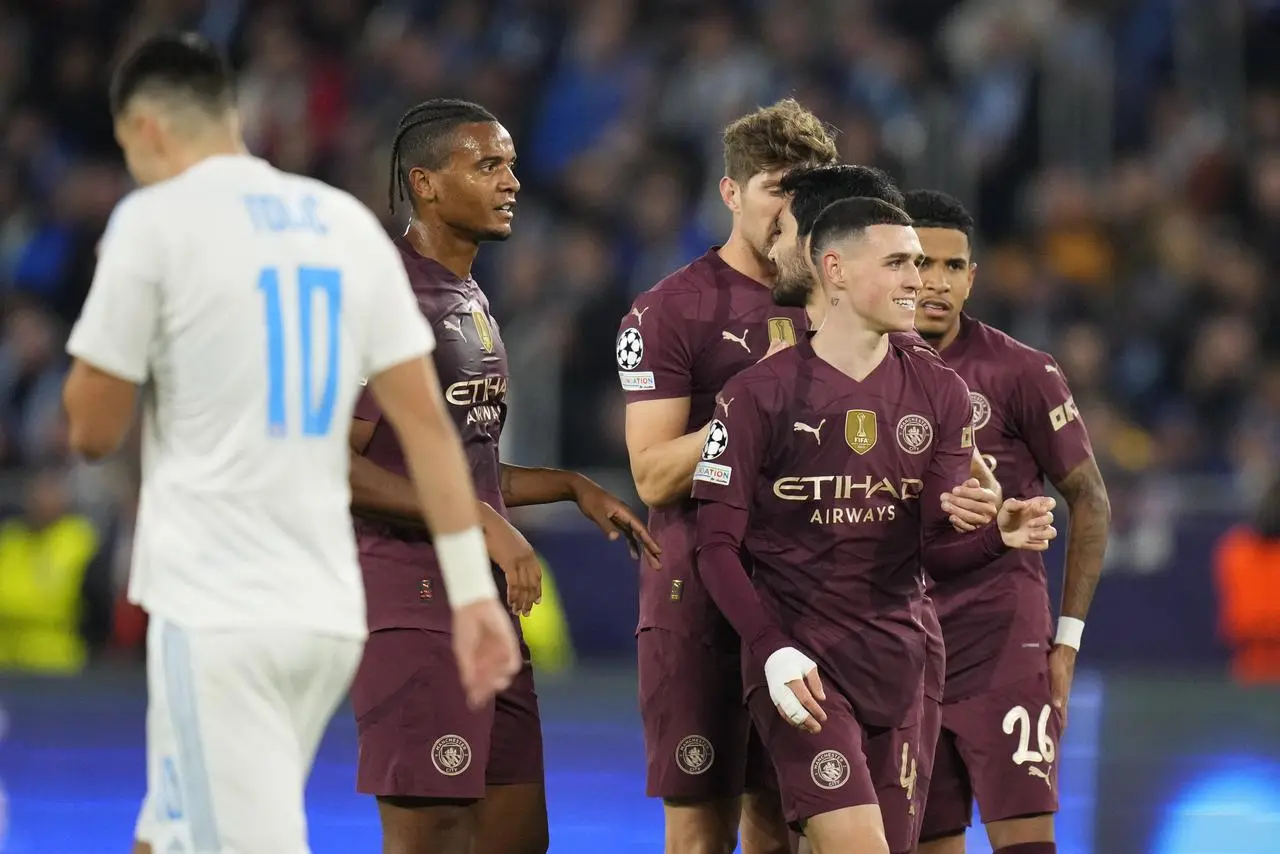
[883,252,916,263]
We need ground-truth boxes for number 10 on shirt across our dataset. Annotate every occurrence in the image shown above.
[258,266,343,438]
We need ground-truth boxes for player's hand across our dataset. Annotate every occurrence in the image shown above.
[571,475,662,569]
[1048,643,1077,731]
[996,496,1057,550]
[760,337,792,362]
[941,478,999,532]
[480,504,542,617]
[764,647,827,734]
[451,598,521,709]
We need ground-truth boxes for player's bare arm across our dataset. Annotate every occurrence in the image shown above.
[62,360,138,461]
[625,396,712,509]
[1047,454,1110,726]
[499,463,660,566]
[368,355,520,706]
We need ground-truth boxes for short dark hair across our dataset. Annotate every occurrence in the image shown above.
[110,33,233,118]
[809,197,914,260]
[902,189,976,243]
[722,99,838,184]
[388,99,499,214]
[781,165,904,240]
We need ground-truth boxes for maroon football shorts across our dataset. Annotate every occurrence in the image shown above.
[637,627,751,800]
[748,684,921,854]
[351,627,543,799]
[912,695,943,844]
[918,671,1062,841]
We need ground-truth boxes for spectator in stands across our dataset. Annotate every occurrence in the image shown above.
[0,467,111,674]
[1213,472,1280,683]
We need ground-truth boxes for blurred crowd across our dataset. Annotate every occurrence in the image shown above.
[2,0,1280,667]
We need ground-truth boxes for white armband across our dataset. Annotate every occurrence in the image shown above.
[435,526,498,609]
[1055,616,1085,651]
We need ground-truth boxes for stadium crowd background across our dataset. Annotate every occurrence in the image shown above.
[1,0,1280,669]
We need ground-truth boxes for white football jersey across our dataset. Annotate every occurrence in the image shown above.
[68,155,434,637]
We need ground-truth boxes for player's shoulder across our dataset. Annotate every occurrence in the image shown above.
[966,317,1061,378]
[721,346,801,408]
[892,332,964,388]
[630,252,720,310]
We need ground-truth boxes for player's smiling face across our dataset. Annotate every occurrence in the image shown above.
[434,121,520,242]
[768,202,815,307]
[913,227,976,338]
[735,168,789,264]
[838,224,923,333]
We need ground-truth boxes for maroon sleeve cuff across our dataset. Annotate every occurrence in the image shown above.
[924,522,1008,580]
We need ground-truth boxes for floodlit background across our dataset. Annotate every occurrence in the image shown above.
[1,0,1279,851]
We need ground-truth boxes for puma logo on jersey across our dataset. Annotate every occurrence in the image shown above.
[793,419,825,444]
[442,318,467,343]
[716,395,734,417]
[1027,766,1052,788]
[1045,364,1059,374]
[722,329,751,353]
[630,306,650,326]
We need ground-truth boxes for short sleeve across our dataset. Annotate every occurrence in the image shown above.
[66,193,162,383]
[690,377,772,510]
[1012,355,1093,483]
[615,291,693,401]
[359,223,436,380]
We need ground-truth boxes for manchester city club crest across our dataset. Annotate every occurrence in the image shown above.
[675,735,715,775]
[431,734,473,776]
[810,749,851,790]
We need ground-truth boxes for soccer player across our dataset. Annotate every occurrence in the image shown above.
[61,35,520,854]
[617,99,837,854]
[692,197,1057,854]
[346,99,658,854]
[903,190,1110,854]
[765,167,1007,853]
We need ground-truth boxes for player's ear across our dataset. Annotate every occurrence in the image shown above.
[967,261,978,291]
[408,166,438,205]
[820,250,842,286]
[719,176,740,214]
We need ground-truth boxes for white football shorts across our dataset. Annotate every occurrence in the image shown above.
[133,616,363,853]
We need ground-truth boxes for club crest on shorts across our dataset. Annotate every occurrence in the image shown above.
[431,734,472,776]
[768,317,797,347]
[895,414,934,455]
[675,735,715,775]
[810,749,851,790]
[419,578,434,602]
[969,391,991,431]
[844,410,877,455]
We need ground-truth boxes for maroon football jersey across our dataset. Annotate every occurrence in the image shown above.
[691,335,976,726]
[355,237,509,632]
[929,314,1094,699]
[617,249,808,646]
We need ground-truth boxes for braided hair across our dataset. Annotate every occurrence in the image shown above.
[388,98,498,214]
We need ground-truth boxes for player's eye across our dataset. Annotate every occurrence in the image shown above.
[949,261,966,271]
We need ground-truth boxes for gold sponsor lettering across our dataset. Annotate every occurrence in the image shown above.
[471,309,495,353]
[808,505,898,525]
[768,317,797,347]
[445,375,508,407]
[773,475,923,502]
[845,410,877,455]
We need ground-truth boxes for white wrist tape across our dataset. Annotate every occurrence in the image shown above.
[764,647,817,725]
[1055,616,1085,651]
[435,526,498,609]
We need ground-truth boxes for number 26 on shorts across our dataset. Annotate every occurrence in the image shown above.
[258,265,343,438]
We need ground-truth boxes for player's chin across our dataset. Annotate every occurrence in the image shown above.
[914,315,950,337]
